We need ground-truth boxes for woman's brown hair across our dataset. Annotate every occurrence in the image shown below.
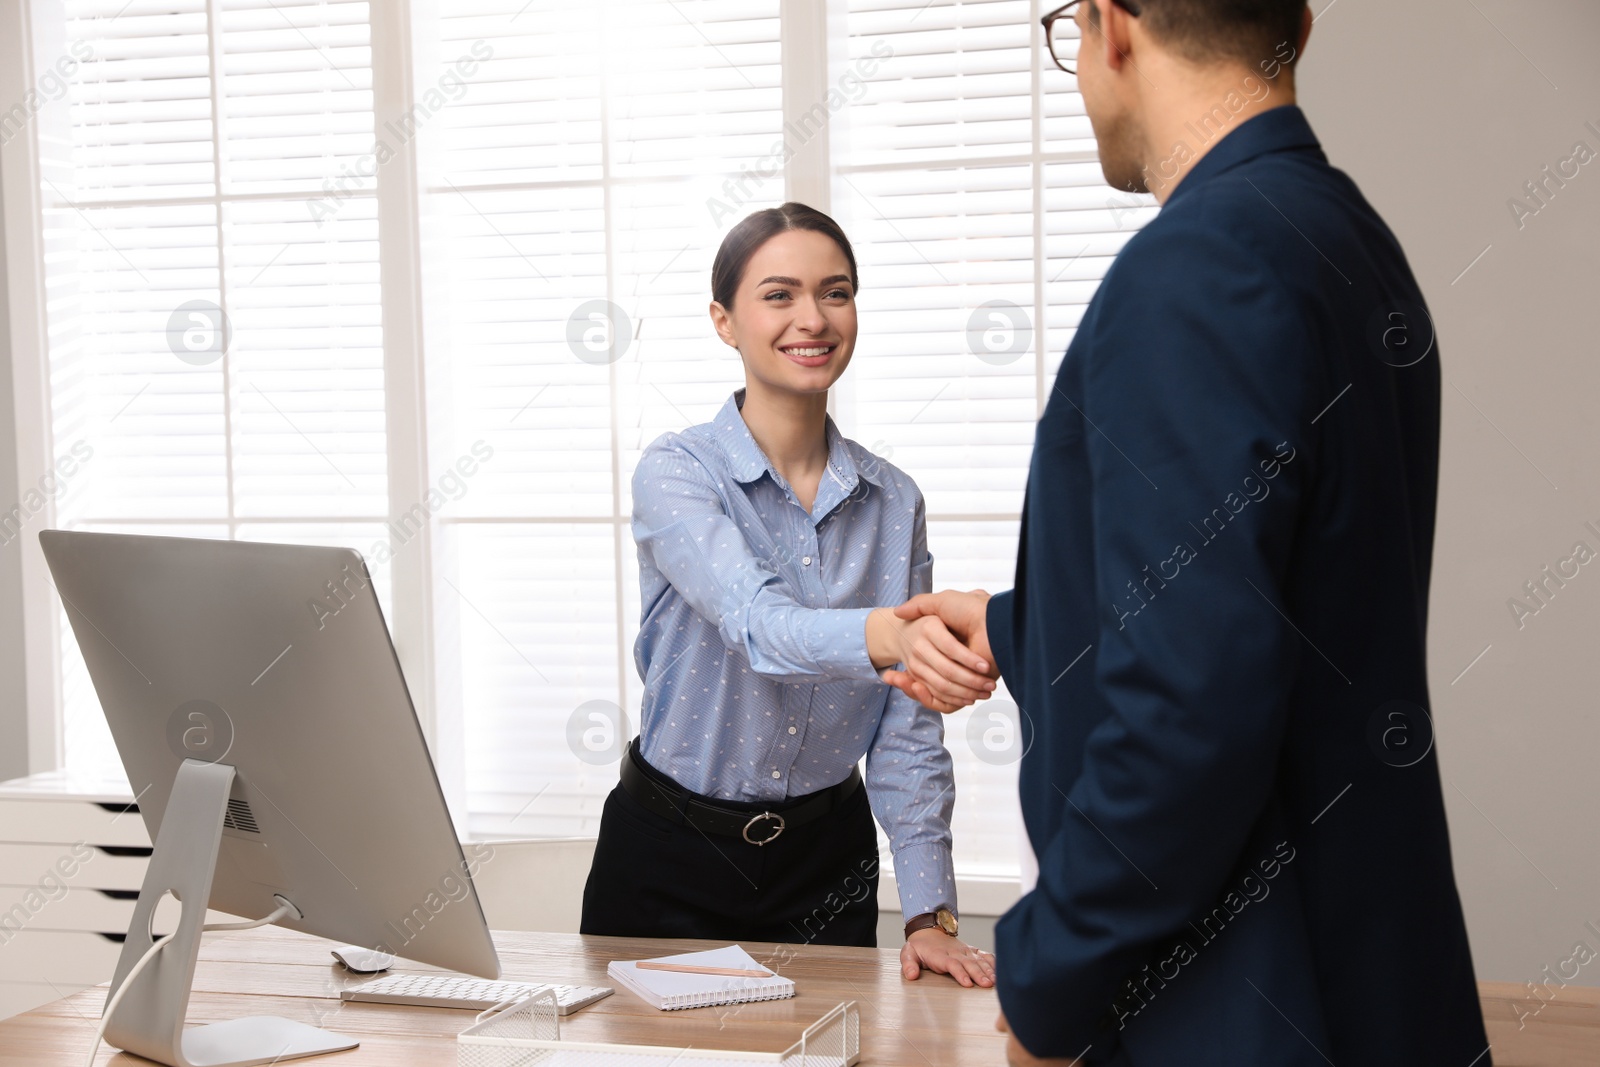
[711,202,860,309]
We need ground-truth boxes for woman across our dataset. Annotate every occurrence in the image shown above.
[580,203,997,988]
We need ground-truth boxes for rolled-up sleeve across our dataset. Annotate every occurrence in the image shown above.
[632,438,882,683]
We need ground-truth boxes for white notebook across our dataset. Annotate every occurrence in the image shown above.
[607,945,795,1012]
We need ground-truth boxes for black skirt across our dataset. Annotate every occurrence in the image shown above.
[580,750,880,948]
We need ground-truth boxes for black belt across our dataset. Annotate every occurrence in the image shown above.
[619,738,861,847]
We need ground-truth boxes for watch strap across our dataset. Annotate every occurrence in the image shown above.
[903,908,957,939]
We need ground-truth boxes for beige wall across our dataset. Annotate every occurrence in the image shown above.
[1299,0,1600,982]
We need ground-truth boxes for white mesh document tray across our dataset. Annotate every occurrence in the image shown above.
[457,988,861,1067]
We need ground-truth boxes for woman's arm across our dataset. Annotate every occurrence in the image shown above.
[633,438,991,697]
[865,501,995,986]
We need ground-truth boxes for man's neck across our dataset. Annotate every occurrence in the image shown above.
[1137,66,1297,204]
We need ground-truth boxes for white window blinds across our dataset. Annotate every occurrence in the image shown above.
[44,0,388,774]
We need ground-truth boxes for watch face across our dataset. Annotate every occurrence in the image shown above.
[937,908,959,936]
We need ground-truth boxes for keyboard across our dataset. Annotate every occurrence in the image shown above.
[342,973,613,1014]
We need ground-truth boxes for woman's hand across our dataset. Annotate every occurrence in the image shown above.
[866,607,995,711]
[901,928,995,988]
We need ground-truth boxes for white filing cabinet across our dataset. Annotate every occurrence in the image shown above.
[0,770,163,1021]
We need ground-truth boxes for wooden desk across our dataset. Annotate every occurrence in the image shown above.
[0,927,1005,1066]
[0,927,1595,1065]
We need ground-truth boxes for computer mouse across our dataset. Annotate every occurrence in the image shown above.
[330,945,395,974]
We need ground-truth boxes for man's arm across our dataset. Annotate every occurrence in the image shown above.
[989,221,1321,1059]
[897,221,1321,1057]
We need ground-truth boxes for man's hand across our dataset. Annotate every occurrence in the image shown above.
[900,928,995,988]
[867,605,996,711]
[881,590,998,713]
[997,1009,1081,1066]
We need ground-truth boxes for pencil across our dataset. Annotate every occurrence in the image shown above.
[635,961,774,978]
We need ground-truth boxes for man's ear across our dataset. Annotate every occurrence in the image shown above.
[708,300,738,348]
[1296,4,1313,62]
[1094,0,1136,73]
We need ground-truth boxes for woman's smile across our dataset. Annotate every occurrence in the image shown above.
[777,341,837,367]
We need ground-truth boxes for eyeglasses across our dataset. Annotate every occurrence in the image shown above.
[1041,0,1142,75]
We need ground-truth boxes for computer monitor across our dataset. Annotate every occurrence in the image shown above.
[39,530,501,1067]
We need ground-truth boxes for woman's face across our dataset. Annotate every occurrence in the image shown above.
[710,228,858,397]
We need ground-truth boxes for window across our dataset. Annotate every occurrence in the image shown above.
[22,0,386,774]
[7,0,1154,886]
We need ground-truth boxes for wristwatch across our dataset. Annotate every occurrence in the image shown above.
[904,907,958,940]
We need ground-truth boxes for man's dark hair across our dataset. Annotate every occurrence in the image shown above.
[1092,0,1307,72]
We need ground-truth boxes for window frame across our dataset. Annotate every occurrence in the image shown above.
[2,0,70,774]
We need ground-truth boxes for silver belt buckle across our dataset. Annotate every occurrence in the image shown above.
[742,811,785,846]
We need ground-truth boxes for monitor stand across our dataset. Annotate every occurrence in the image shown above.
[103,758,358,1067]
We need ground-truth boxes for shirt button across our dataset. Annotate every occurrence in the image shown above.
[788,726,797,735]
[771,770,781,779]
[802,555,812,566]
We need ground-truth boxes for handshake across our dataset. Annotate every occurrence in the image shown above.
[865,590,999,713]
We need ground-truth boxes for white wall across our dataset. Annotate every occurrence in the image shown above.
[1299,0,1600,983]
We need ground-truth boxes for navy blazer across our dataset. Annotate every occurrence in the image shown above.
[987,106,1489,1065]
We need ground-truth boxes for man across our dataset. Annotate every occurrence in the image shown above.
[883,1,1490,1063]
